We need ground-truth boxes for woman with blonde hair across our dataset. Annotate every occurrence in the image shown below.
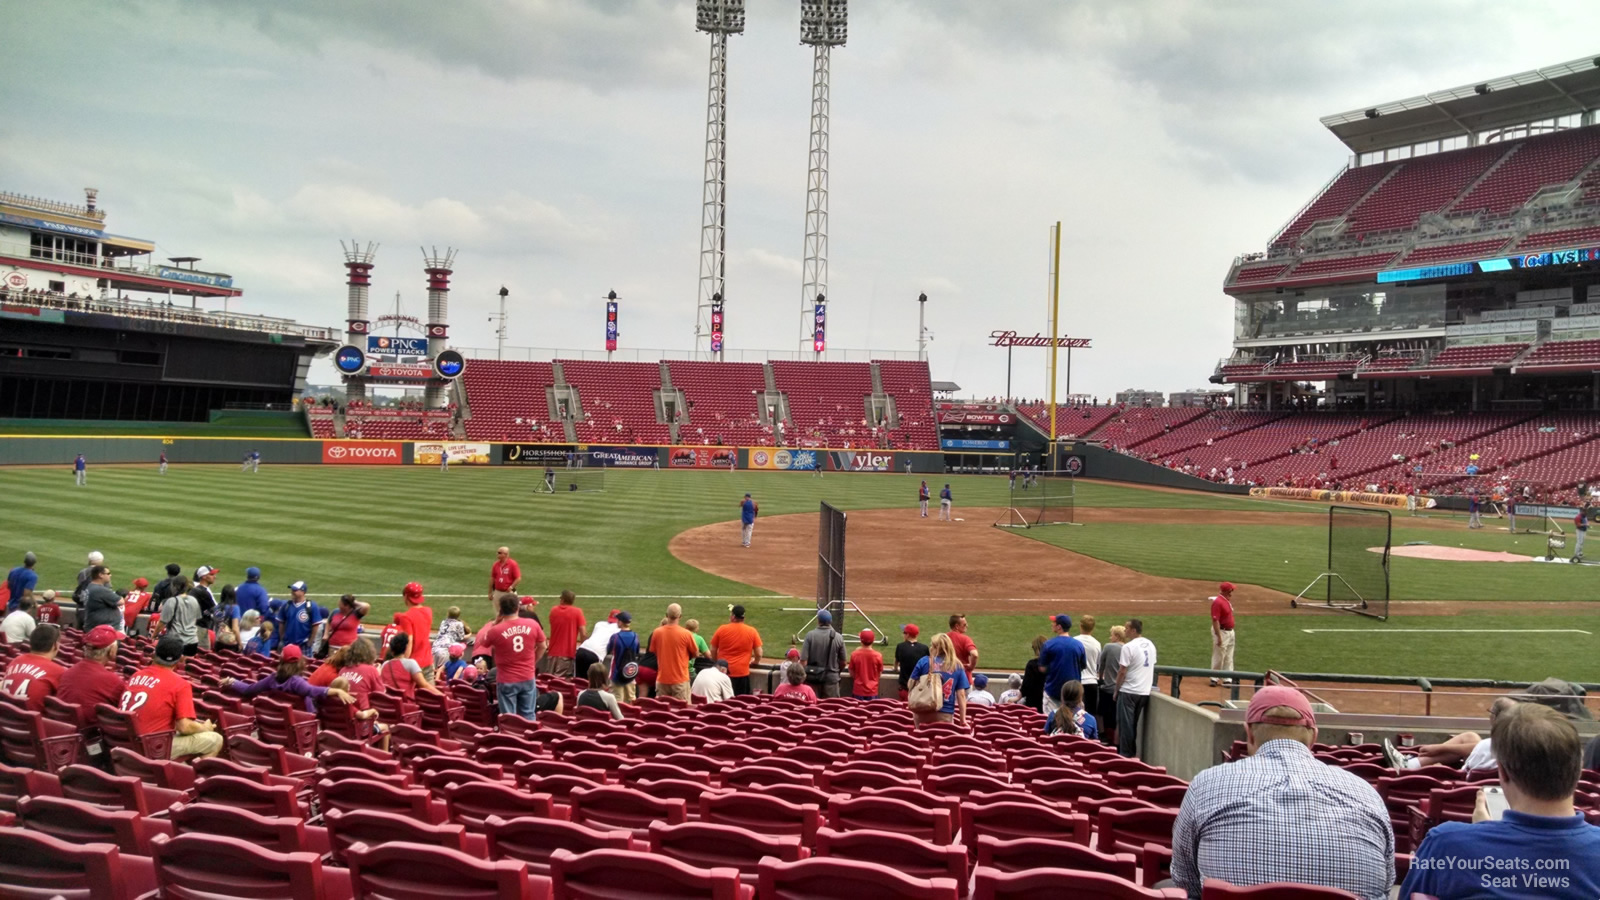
[908,632,969,726]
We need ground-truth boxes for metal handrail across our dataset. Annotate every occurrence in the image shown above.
[0,288,338,342]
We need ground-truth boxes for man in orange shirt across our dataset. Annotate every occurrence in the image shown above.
[395,582,435,678]
[649,603,699,704]
[709,604,763,696]
[947,613,979,679]
[849,629,884,701]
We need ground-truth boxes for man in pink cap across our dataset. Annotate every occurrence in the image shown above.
[57,624,128,726]
[1171,686,1394,899]
[1209,582,1237,687]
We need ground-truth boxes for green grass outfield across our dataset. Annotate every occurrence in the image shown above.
[2,464,1595,683]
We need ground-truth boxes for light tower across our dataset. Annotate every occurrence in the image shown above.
[341,240,377,403]
[799,0,846,356]
[490,285,509,360]
[422,246,457,408]
[695,0,744,360]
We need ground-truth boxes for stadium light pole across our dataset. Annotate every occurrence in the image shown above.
[917,291,932,362]
[491,285,509,360]
[800,0,846,355]
[695,0,745,361]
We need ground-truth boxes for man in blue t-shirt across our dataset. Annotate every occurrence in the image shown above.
[6,552,38,613]
[274,581,328,653]
[235,567,271,619]
[607,611,641,703]
[1400,703,1600,900]
[739,494,758,548]
[1038,613,1087,719]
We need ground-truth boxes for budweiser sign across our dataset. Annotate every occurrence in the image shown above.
[989,330,1092,349]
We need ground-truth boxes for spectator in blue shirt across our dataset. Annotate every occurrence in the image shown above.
[235,566,271,619]
[244,620,276,657]
[274,581,328,653]
[1038,614,1086,719]
[6,552,38,613]
[1401,702,1600,900]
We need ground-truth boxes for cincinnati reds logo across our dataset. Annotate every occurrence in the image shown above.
[1063,456,1084,475]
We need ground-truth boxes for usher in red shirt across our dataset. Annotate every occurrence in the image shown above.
[491,559,521,592]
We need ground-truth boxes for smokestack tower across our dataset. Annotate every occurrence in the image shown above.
[422,246,457,408]
[341,240,377,403]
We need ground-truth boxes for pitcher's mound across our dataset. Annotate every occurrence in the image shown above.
[1378,545,1532,563]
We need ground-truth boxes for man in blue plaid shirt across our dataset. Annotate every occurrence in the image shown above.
[1171,686,1394,899]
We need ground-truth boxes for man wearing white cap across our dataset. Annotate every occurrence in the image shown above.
[1171,686,1394,899]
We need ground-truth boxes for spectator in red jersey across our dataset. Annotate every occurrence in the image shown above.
[849,630,883,701]
[481,593,545,718]
[34,590,62,627]
[380,633,444,700]
[125,634,223,759]
[57,625,127,726]
[1,623,65,712]
[489,546,521,606]
[123,579,151,635]
[945,613,979,679]
[542,590,587,677]
[324,593,370,653]
[394,582,435,678]
[333,638,383,708]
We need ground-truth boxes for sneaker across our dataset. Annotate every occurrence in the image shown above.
[1382,738,1408,771]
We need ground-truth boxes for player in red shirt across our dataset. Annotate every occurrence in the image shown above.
[543,590,587,677]
[481,593,545,718]
[1,624,65,713]
[946,613,979,679]
[1210,581,1237,686]
[122,635,223,758]
[489,546,521,604]
[57,625,127,726]
[849,629,884,701]
[394,582,435,675]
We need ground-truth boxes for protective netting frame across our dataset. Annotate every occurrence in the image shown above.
[817,502,847,631]
[1292,505,1389,620]
[539,470,606,493]
[1034,474,1077,526]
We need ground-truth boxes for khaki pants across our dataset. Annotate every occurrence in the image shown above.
[1211,628,1236,675]
[538,656,575,677]
[491,590,518,608]
[611,682,637,703]
[172,730,224,759]
[658,682,691,703]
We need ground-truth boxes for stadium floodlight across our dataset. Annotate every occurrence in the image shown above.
[695,1,744,360]
[799,0,846,355]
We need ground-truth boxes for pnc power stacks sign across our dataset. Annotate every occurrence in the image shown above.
[321,441,403,465]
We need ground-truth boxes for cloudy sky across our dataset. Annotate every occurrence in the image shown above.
[4,1,1595,400]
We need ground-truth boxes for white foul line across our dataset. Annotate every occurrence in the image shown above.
[1301,628,1592,635]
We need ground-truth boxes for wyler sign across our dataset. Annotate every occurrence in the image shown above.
[321,441,403,465]
[829,450,895,472]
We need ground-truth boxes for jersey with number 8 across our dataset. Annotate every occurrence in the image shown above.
[485,619,543,684]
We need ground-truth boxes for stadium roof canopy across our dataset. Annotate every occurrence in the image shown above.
[1321,55,1600,155]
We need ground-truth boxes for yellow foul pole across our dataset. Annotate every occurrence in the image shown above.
[1047,221,1062,442]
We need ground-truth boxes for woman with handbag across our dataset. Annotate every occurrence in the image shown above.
[907,633,969,727]
[318,594,370,658]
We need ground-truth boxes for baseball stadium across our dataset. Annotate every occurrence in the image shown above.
[3,10,1600,899]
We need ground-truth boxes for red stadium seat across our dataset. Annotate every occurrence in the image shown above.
[1030,776,1131,805]
[721,762,820,790]
[814,826,968,894]
[757,856,960,900]
[193,774,306,819]
[700,790,822,845]
[108,746,196,793]
[569,784,688,839]
[58,764,186,815]
[0,827,131,900]
[345,840,541,900]
[15,794,157,855]
[483,814,634,876]
[0,701,81,773]
[413,753,513,786]
[960,799,1091,851]
[148,831,327,900]
[973,865,1187,899]
[440,778,555,833]
[194,756,307,791]
[92,703,173,762]
[976,834,1138,881]
[316,776,445,824]
[251,697,320,755]
[549,847,751,900]
[828,793,954,844]
[324,807,474,864]
[227,733,318,781]
[169,802,313,854]
[925,771,1019,799]
[648,820,807,884]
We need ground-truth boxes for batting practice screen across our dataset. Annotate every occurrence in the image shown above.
[817,502,847,631]
[1327,505,1391,619]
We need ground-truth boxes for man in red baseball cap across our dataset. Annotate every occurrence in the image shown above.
[1171,686,1394,899]
[1209,581,1237,687]
[849,630,883,701]
[894,624,929,701]
[395,582,435,678]
[58,624,127,726]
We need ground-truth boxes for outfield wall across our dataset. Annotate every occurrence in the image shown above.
[0,435,950,473]
[1056,442,1251,495]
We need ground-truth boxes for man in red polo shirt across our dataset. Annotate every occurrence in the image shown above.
[543,590,586,677]
[946,613,978,679]
[58,625,127,725]
[124,635,222,759]
[1210,581,1237,686]
[489,546,521,606]
[1,624,65,712]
